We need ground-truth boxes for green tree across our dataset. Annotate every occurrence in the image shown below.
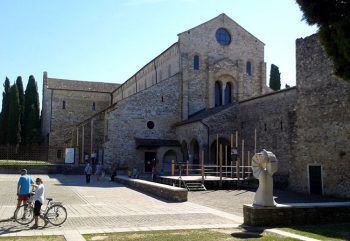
[23,75,41,144]
[16,76,25,142]
[269,64,281,91]
[0,77,11,145]
[296,0,350,81]
[7,84,21,146]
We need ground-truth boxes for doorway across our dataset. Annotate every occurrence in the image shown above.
[308,165,323,195]
[145,152,156,173]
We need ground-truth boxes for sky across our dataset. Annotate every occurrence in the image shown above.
[0,0,318,109]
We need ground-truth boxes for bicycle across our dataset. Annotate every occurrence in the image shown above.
[14,194,67,226]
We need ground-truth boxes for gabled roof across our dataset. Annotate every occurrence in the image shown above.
[47,78,120,93]
[175,103,234,126]
[178,13,264,45]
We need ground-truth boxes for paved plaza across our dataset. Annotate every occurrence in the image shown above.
[0,174,339,240]
[0,174,244,238]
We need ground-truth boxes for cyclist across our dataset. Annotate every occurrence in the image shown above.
[31,178,47,229]
[17,169,34,210]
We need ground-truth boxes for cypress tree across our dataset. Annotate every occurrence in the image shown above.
[7,84,21,146]
[23,75,40,144]
[16,76,25,143]
[269,64,281,91]
[0,77,11,145]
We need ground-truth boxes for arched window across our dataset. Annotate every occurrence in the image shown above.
[194,55,200,70]
[246,61,252,76]
[215,81,222,107]
[224,82,232,105]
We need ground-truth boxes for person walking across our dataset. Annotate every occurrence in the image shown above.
[31,178,47,229]
[16,169,34,210]
[95,162,103,181]
[84,162,92,184]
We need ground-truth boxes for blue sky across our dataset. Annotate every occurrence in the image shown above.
[0,0,317,109]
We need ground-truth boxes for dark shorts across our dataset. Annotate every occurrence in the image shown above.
[18,194,30,201]
[34,200,42,216]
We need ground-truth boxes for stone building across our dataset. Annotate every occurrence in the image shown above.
[41,14,350,198]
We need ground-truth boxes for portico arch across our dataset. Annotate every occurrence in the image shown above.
[189,139,200,165]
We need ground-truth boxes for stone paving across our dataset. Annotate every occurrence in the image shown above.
[0,174,242,239]
[0,174,336,240]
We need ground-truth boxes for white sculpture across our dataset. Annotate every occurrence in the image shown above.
[252,149,278,207]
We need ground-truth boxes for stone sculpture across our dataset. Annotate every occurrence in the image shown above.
[251,149,278,206]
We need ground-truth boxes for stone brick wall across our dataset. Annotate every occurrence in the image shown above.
[112,44,180,103]
[292,34,350,197]
[178,13,266,119]
[42,74,117,162]
[104,74,182,171]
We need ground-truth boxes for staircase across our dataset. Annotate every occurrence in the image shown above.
[185,182,206,191]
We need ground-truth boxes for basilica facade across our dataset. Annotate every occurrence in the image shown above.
[41,14,350,198]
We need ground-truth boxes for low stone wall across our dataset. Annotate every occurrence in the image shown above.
[116,176,188,202]
[244,202,350,226]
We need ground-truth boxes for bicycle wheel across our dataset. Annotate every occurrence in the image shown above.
[14,205,34,225]
[45,204,67,226]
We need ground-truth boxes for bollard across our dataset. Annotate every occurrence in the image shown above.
[171,160,175,176]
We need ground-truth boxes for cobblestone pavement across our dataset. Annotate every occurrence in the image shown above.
[0,174,343,239]
[0,174,242,238]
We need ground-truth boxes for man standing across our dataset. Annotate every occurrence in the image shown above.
[84,162,92,184]
[17,169,34,208]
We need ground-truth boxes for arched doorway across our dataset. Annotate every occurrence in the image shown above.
[162,150,177,174]
[181,140,189,163]
[210,137,231,165]
[189,139,200,165]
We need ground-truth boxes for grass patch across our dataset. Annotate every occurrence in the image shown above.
[280,223,350,241]
[84,229,299,241]
[0,160,54,166]
[0,236,65,241]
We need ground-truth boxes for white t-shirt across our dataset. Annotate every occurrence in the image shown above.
[34,184,45,204]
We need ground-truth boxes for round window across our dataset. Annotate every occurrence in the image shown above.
[216,28,231,46]
[147,121,155,129]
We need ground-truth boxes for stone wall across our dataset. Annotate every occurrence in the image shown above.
[179,13,266,119]
[112,44,180,103]
[104,74,182,170]
[292,34,350,197]
[237,88,297,180]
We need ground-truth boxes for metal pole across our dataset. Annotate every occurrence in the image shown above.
[219,144,222,187]
[201,151,204,184]
[242,139,244,179]
[225,145,228,177]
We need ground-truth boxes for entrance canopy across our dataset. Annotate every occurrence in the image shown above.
[135,138,181,149]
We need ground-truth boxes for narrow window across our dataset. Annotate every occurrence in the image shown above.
[246,61,252,76]
[224,83,232,105]
[215,81,222,107]
[62,100,66,109]
[92,102,96,111]
[264,123,267,132]
[280,120,283,130]
[161,96,164,102]
[194,55,200,70]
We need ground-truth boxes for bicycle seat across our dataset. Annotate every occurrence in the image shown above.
[46,198,53,201]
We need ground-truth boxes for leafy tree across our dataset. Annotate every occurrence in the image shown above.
[0,77,10,145]
[16,76,25,141]
[296,0,350,81]
[23,75,41,144]
[269,64,281,91]
[7,84,21,146]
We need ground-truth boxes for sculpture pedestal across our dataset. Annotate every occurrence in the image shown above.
[243,202,350,227]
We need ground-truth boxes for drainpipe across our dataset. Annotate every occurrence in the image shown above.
[200,120,210,163]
